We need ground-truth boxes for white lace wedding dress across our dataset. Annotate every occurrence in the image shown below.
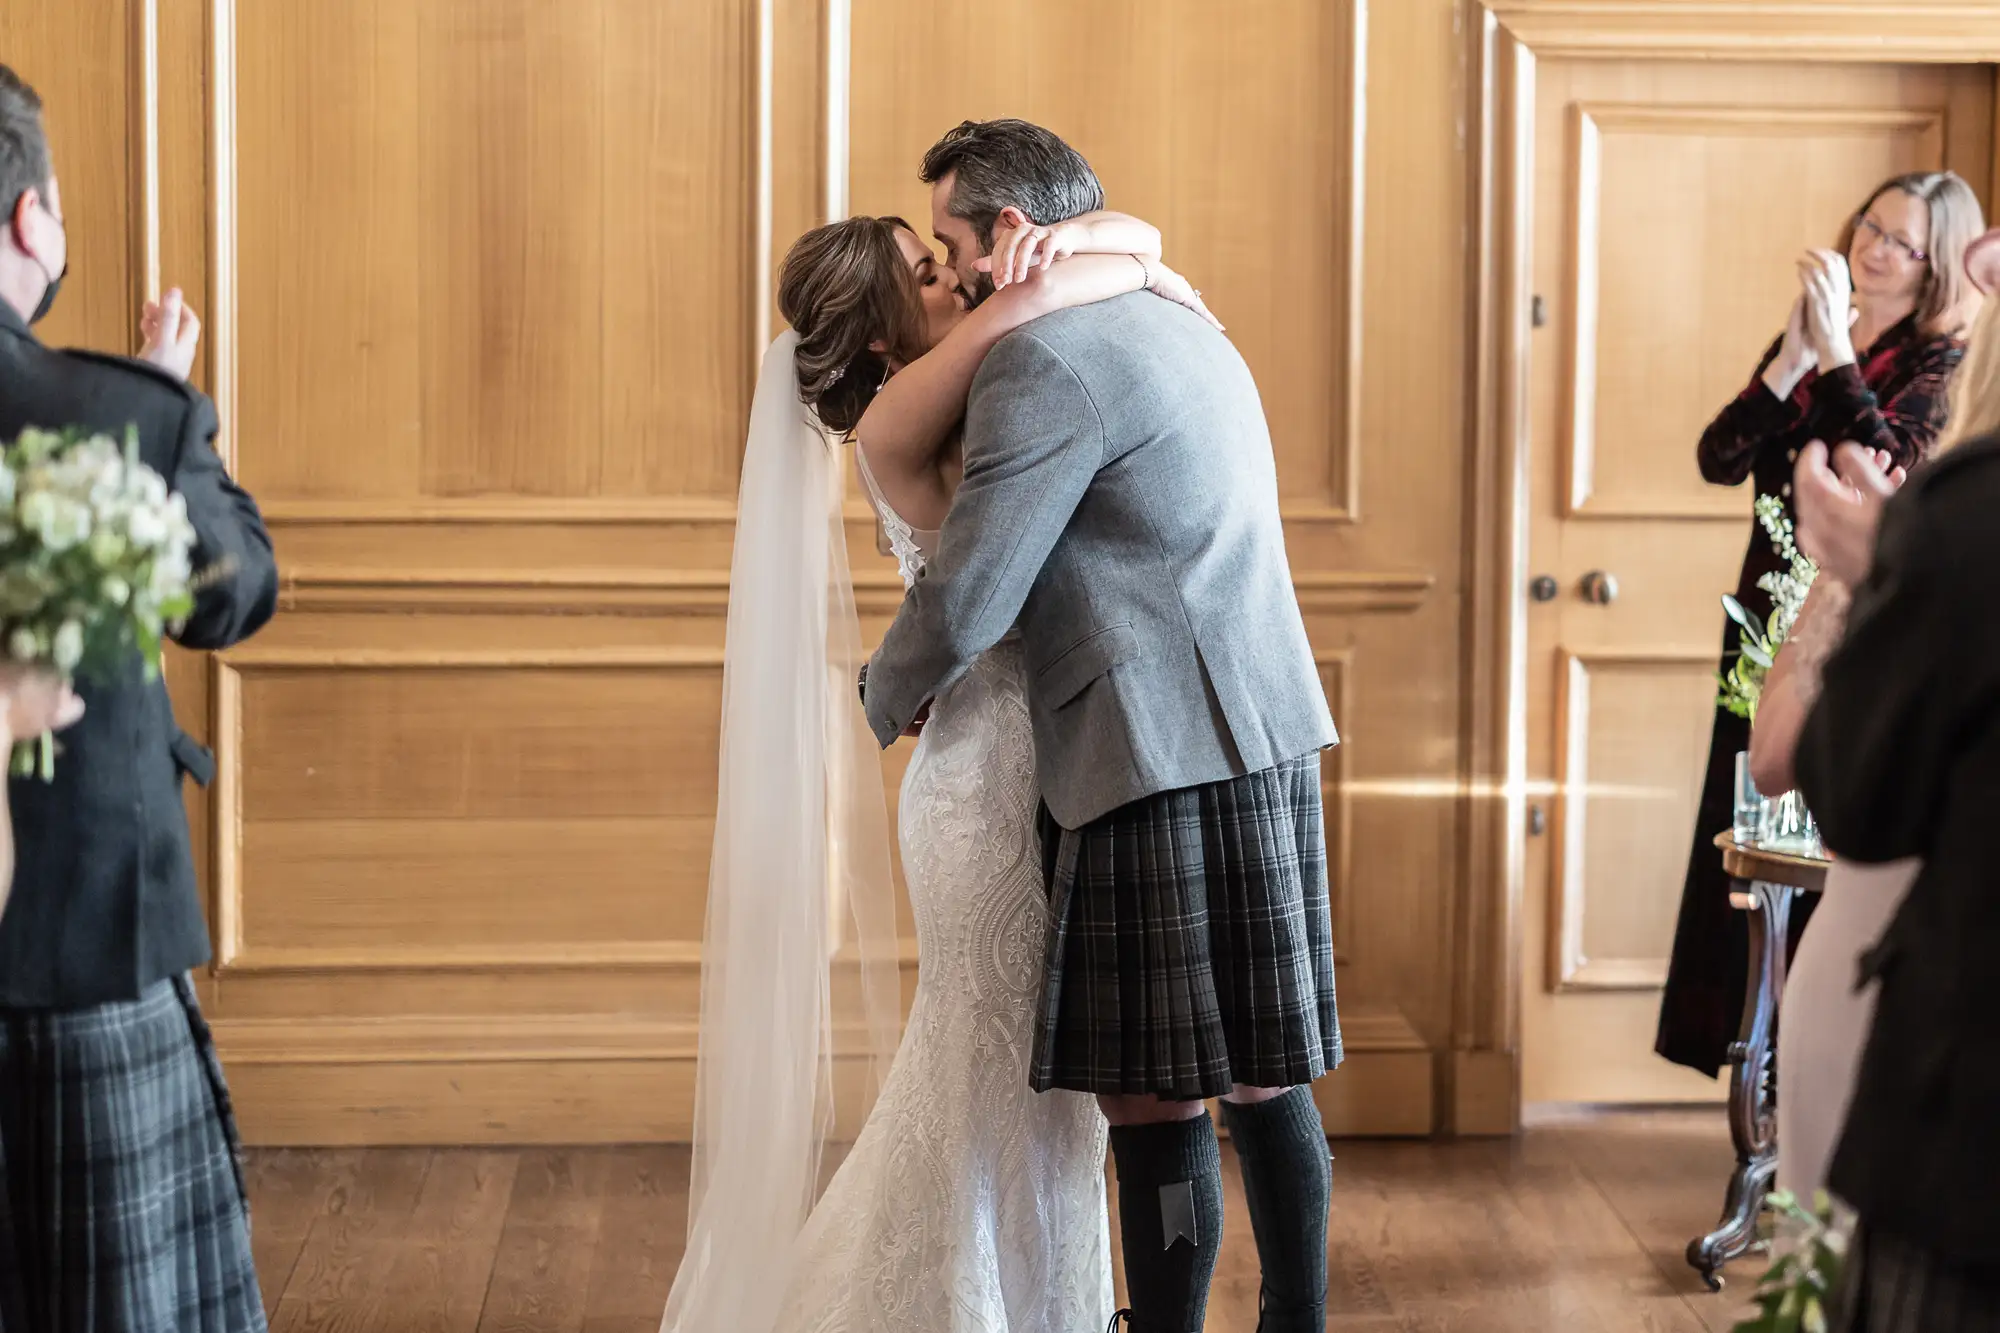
[769,452,1114,1333]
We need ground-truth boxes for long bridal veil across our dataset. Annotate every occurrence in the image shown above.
[660,331,902,1332]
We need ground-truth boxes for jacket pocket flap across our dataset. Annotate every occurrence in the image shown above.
[1036,622,1141,709]
[170,730,217,787]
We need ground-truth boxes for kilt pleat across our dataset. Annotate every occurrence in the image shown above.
[1834,1225,2000,1333]
[0,977,266,1333]
[1031,753,1342,1100]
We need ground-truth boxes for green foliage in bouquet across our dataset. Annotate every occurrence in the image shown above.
[1732,1190,1850,1333]
[1718,494,1818,721]
[0,424,198,779]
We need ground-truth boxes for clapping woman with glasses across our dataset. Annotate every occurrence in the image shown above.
[1657,170,1984,1085]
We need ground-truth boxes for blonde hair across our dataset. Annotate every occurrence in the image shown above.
[1837,170,1986,337]
[1936,292,2000,455]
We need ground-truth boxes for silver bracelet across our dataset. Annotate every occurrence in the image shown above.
[1133,254,1153,291]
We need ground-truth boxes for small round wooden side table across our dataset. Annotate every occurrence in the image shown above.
[1686,831,1830,1290]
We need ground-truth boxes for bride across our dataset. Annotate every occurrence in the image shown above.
[660,209,1218,1333]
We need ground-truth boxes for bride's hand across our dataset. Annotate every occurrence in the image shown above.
[1145,262,1224,331]
[979,218,1084,290]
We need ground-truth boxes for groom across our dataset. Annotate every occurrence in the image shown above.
[862,118,1342,1333]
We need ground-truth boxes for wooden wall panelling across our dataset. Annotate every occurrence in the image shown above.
[229,0,757,508]
[187,0,934,1144]
[213,647,726,970]
[57,0,1988,1140]
[1341,1,1486,1135]
[849,0,1367,523]
[8,0,1464,1141]
[846,0,1459,1136]
[0,1,140,360]
[860,0,1488,1128]
[1486,1,2000,62]
[191,0,781,1144]
[1450,5,1535,1137]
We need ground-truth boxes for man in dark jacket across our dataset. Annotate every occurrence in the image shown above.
[1794,437,2000,1330]
[0,63,278,1332]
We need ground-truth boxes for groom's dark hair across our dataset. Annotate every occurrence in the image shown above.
[920,119,1104,250]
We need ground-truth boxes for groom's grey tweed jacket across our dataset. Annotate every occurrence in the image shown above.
[864,291,1336,829]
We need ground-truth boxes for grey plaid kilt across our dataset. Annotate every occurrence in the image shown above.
[1030,752,1342,1100]
[0,976,266,1333]
[1833,1225,2000,1333]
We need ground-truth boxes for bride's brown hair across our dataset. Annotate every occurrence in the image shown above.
[778,216,929,435]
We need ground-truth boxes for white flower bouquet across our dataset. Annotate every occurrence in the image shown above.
[1717,494,1818,721]
[0,424,199,779]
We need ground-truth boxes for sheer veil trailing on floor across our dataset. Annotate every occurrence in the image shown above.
[659,332,903,1333]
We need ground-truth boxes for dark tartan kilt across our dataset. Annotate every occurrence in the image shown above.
[1833,1226,2000,1333]
[1030,752,1342,1100]
[0,976,267,1333]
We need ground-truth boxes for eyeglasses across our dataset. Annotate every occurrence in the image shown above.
[1855,214,1927,264]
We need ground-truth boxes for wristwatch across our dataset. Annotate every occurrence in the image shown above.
[857,662,868,706]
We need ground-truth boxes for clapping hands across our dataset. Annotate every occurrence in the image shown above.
[1766,253,1860,400]
[1796,250,1858,371]
[1792,441,1906,586]
[138,288,201,382]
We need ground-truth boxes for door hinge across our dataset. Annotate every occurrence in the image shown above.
[1528,804,1548,836]
[1531,294,1548,328]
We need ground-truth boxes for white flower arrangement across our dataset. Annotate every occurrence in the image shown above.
[0,425,200,779]
[1718,494,1818,721]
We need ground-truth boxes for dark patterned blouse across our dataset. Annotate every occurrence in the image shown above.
[1656,315,1966,1080]
[1698,315,1965,614]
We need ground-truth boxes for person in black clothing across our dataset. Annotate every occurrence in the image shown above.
[0,63,278,1332]
[1792,426,2000,1331]
[1658,170,1983,1077]
[0,664,84,912]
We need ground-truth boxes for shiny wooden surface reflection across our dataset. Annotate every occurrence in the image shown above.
[247,1111,1757,1333]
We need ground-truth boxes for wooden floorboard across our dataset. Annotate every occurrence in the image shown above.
[579,1147,685,1333]
[1544,1111,1762,1332]
[246,1148,363,1315]
[247,1110,1758,1332]
[378,1150,519,1333]
[476,1150,610,1333]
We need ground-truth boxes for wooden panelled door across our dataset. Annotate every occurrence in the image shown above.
[1520,56,1994,1103]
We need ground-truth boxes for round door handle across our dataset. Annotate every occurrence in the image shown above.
[1529,575,1559,603]
[1579,570,1619,605]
